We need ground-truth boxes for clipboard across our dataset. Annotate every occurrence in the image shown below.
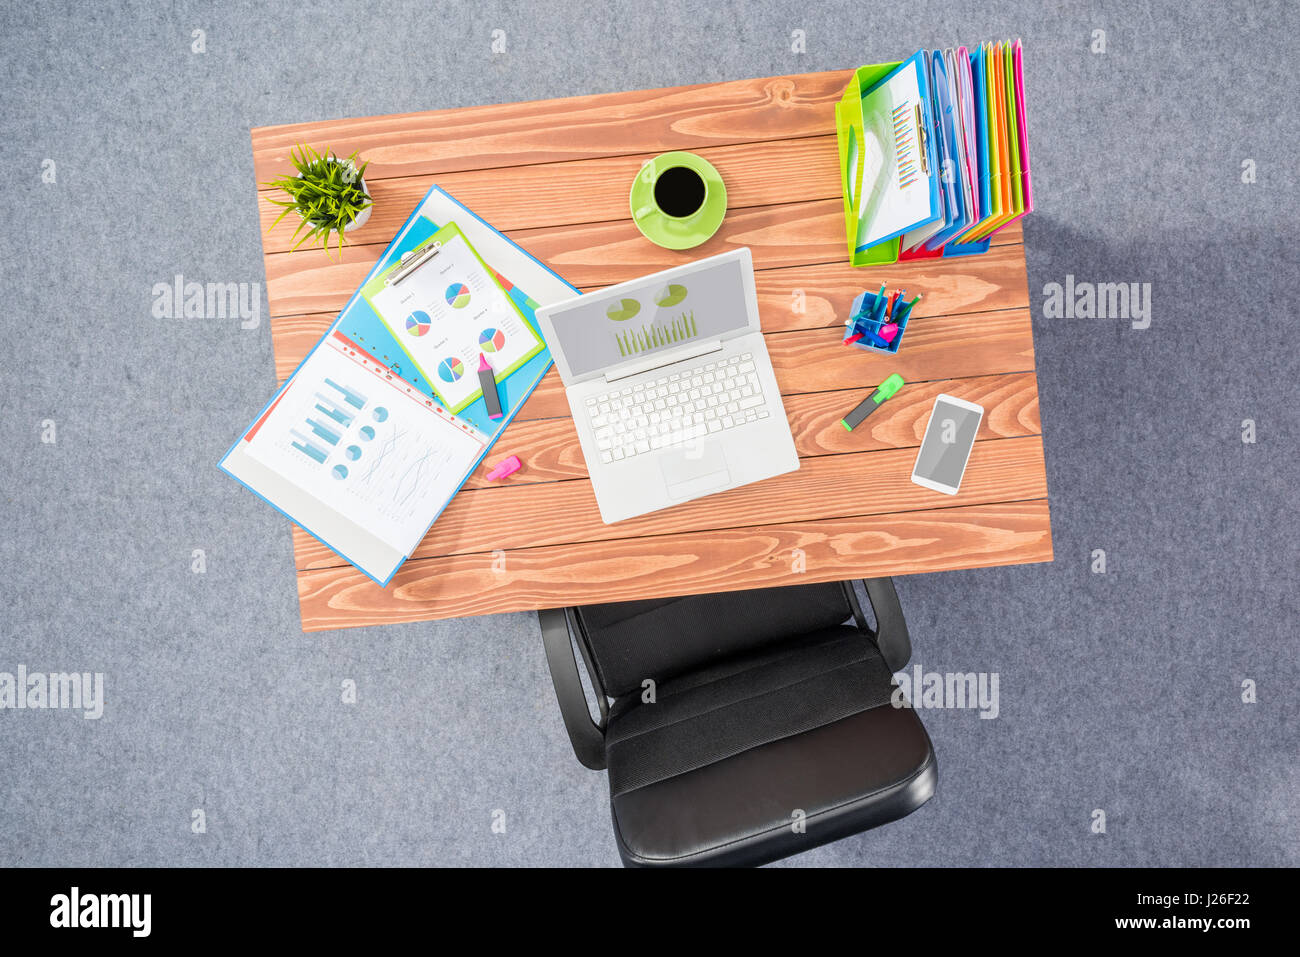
[836,53,940,266]
[361,222,547,414]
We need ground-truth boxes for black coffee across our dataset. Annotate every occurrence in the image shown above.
[653,166,706,218]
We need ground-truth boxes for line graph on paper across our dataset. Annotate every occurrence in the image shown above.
[351,425,467,516]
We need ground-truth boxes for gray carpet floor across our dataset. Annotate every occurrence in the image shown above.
[1,0,1296,867]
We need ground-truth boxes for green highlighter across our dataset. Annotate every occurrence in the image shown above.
[841,374,904,431]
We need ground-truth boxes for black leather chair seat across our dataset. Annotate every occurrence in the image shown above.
[539,578,935,866]
[603,625,936,867]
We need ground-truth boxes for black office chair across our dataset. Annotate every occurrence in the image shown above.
[538,578,936,867]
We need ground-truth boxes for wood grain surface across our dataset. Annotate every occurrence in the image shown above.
[252,71,853,183]
[248,69,1051,629]
[297,501,1052,630]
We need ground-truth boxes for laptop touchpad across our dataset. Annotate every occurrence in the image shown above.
[659,442,731,501]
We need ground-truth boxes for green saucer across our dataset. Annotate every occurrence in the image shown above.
[629,151,727,250]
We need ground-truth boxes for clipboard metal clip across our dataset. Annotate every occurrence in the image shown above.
[386,241,442,286]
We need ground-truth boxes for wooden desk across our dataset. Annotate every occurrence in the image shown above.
[250,70,1052,631]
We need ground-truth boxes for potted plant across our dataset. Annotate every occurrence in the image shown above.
[264,144,372,256]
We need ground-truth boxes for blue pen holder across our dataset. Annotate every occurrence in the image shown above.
[845,289,911,355]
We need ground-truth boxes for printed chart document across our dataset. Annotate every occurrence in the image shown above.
[241,330,487,558]
[220,184,578,589]
[854,51,940,250]
[363,223,545,413]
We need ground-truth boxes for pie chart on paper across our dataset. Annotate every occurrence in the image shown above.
[478,328,506,352]
[445,283,471,309]
[405,310,432,336]
[438,357,465,383]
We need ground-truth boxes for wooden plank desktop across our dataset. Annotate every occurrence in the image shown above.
[249,70,1052,631]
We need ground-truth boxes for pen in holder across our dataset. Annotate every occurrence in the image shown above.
[843,287,919,355]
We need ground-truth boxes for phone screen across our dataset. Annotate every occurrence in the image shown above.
[914,398,981,489]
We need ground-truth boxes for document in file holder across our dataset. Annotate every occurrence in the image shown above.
[239,329,489,558]
[220,183,578,587]
[846,50,941,250]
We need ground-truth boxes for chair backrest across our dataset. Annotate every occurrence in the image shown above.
[574,582,855,699]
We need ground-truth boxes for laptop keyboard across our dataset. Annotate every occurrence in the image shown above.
[583,353,771,463]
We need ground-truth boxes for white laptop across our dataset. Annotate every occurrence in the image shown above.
[535,248,799,524]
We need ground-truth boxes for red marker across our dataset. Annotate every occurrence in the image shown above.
[843,333,865,346]
[477,352,504,420]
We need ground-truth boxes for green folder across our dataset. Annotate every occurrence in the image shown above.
[836,62,906,267]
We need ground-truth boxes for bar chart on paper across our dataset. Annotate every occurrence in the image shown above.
[289,379,368,467]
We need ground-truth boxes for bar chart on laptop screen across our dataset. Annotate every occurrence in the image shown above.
[557,264,747,376]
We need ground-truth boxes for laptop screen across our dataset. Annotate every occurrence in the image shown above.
[547,256,752,379]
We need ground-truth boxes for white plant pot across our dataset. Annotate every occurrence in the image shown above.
[344,175,372,232]
[296,158,371,234]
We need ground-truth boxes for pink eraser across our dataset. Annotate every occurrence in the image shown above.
[877,323,899,344]
[485,455,522,481]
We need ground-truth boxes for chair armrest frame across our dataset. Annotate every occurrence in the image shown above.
[847,577,912,672]
[538,607,608,771]
[862,577,912,672]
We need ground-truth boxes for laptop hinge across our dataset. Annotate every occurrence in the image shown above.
[603,339,725,383]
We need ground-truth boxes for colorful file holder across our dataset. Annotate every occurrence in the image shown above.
[835,60,910,268]
[835,41,1033,268]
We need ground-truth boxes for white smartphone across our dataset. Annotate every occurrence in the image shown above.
[911,394,984,495]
